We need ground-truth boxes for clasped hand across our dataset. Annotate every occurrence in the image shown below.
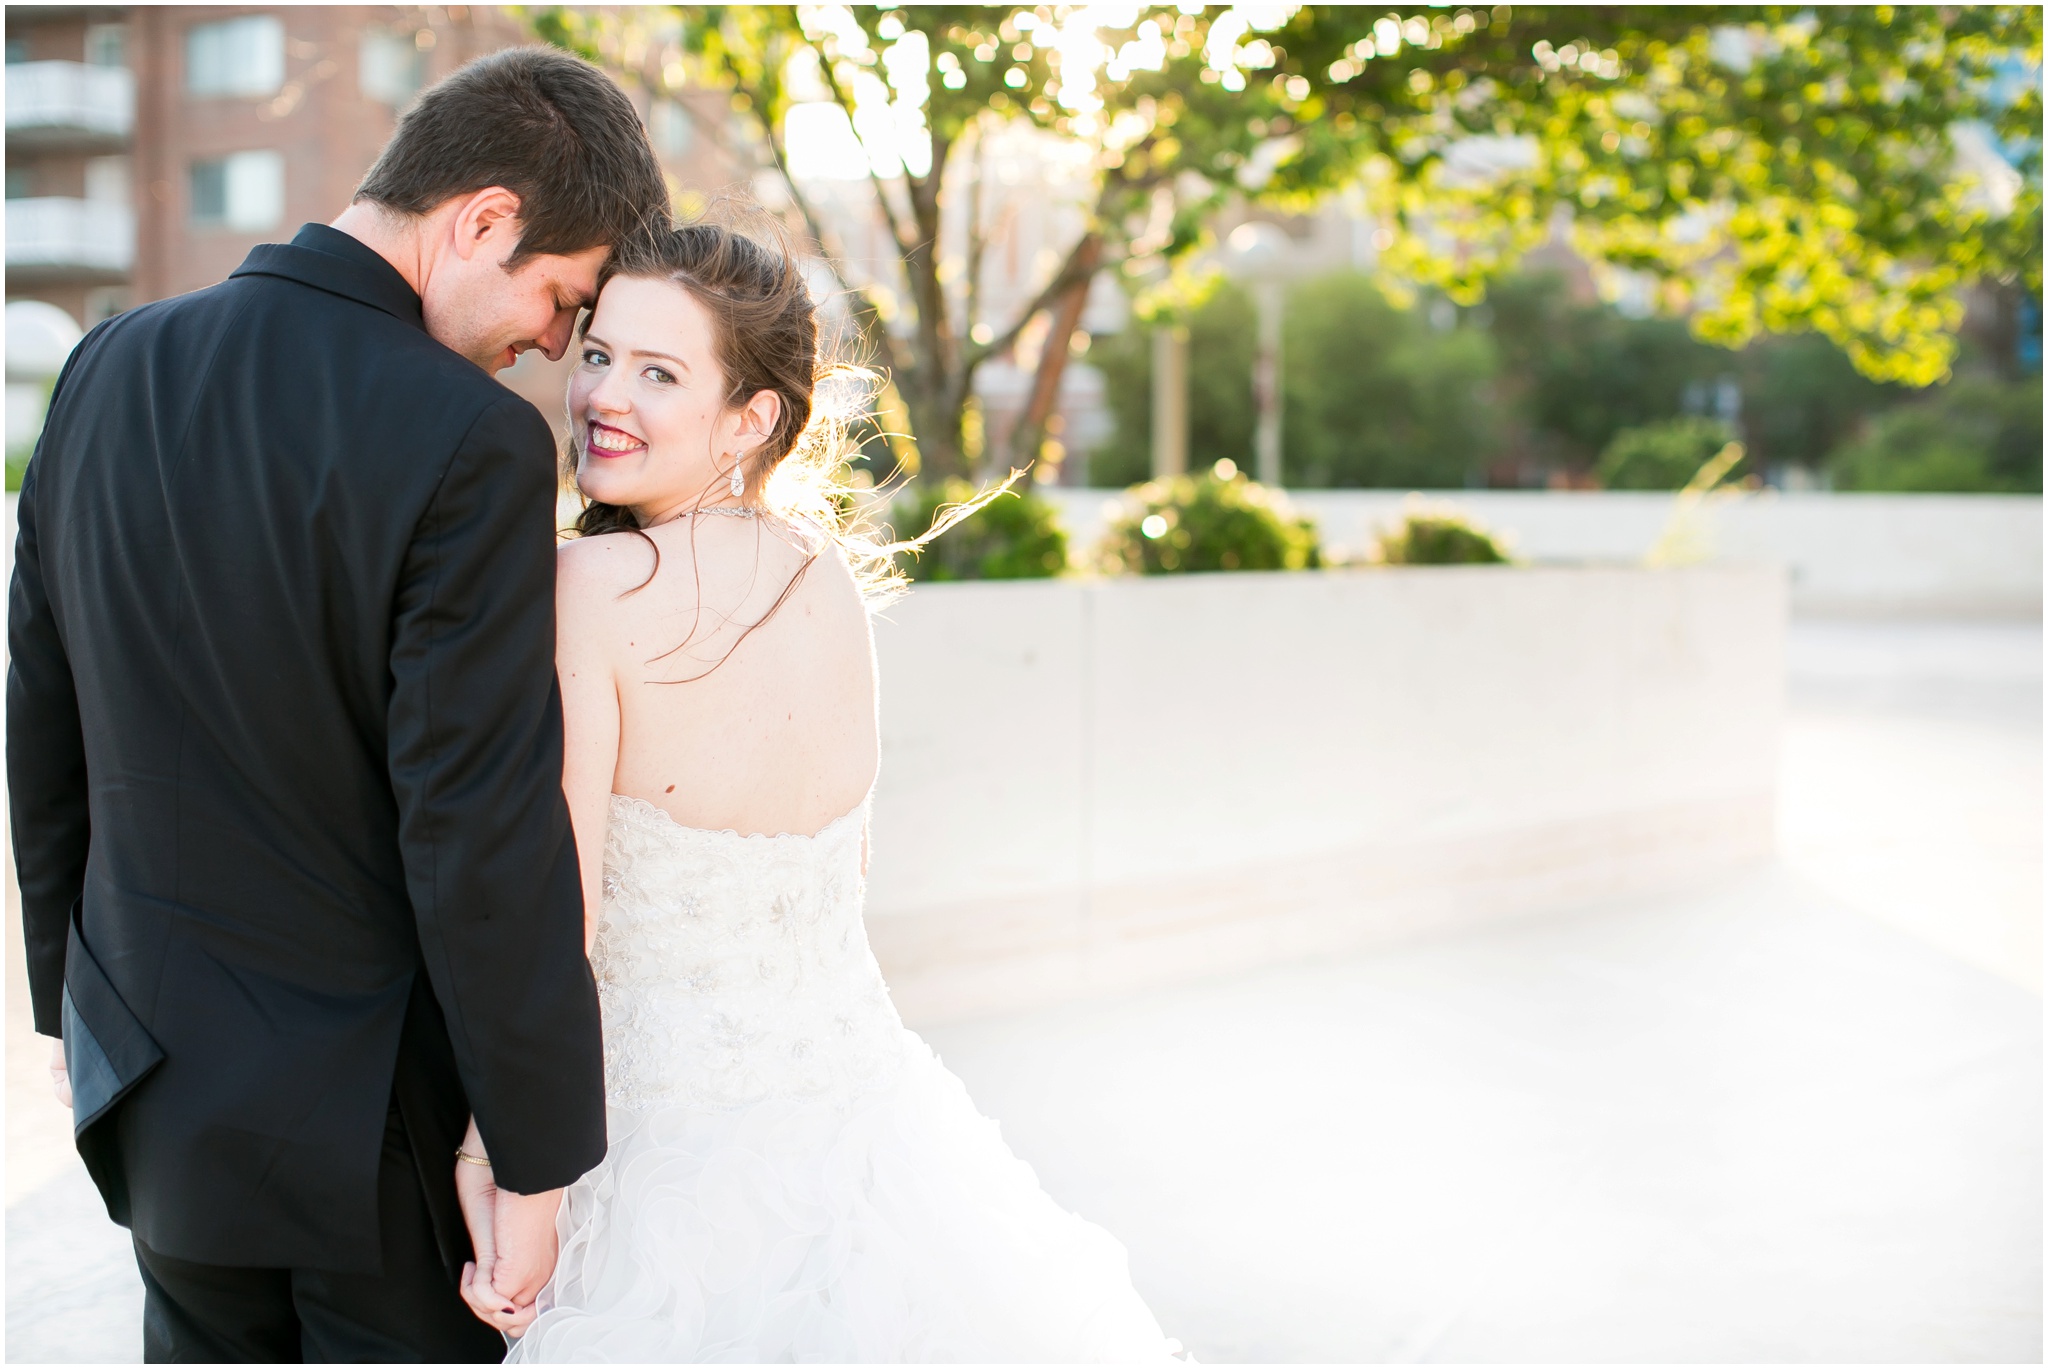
[56,1047,555,1337]
[453,1118,563,1337]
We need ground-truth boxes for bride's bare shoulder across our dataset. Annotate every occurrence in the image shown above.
[556,530,658,618]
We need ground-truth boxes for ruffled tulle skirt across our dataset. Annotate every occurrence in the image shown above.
[505,1029,1181,1363]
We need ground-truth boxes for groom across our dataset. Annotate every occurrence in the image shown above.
[7,47,665,1361]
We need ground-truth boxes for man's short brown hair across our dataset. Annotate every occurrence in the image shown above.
[354,46,668,264]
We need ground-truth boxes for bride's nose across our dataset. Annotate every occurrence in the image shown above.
[586,367,632,416]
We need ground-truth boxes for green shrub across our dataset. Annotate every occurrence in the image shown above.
[1596,417,1744,490]
[1100,463,1321,574]
[1827,377,2043,492]
[5,451,27,493]
[1370,500,1513,565]
[892,478,1068,581]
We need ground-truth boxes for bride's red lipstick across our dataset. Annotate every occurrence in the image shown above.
[586,421,647,457]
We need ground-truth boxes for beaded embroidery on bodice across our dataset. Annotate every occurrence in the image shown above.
[589,793,903,1115]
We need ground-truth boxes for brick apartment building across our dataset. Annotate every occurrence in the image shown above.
[4,5,1139,477]
[5,5,754,437]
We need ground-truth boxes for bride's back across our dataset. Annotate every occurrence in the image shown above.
[558,512,877,840]
[551,221,887,900]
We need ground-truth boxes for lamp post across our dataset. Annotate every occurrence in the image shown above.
[1150,322,1188,479]
[1227,221,1289,487]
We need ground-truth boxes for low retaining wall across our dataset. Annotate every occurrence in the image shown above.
[867,563,1786,1025]
[1042,489,2043,620]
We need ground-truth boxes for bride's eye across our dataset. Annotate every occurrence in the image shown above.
[582,348,610,368]
[644,366,676,385]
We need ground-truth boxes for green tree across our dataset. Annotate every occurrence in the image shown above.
[538,5,1372,485]
[1733,330,1903,470]
[1482,270,1723,473]
[1093,273,1496,488]
[1284,273,1499,487]
[1828,376,2044,492]
[1091,279,1256,487]
[538,5,2039,484]
[1272,6,2041,386]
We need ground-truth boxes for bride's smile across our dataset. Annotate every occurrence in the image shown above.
[567,274,781,524]
[583,421,645,456]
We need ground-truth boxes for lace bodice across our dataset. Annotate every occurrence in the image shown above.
[590,793,904,1115]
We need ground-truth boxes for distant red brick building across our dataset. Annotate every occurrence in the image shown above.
[6,6,745,319]
[6,6,760,449]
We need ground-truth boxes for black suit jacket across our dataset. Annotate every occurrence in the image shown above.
[7,224,606,1274]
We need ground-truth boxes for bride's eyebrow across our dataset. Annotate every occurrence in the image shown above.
[580,333,690,372]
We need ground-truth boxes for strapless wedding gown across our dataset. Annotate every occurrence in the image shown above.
[505,793,1182,1362]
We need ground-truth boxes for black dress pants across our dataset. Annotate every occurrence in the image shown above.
[132,1103,506,1363]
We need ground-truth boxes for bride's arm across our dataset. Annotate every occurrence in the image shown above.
[556,537,625,954]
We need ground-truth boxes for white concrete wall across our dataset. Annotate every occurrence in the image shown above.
[1042,489,2043,620]
[868,564,1787,1023]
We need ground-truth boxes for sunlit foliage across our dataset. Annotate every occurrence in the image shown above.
[531,4,2040,479]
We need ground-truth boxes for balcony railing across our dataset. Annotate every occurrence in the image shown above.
[6,61,134,149]
[6,198,135,280]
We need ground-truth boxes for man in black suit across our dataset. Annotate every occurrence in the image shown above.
[7,47,667,1361]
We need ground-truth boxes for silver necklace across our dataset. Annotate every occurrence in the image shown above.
[691,505,759,518]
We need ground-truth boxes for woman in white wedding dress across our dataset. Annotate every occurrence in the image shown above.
[471,217,1181,1362]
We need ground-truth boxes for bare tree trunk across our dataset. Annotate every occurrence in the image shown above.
[900,381,966,482]
[994,233,1102,485]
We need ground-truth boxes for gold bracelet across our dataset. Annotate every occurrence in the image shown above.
[455,1148,493,1167]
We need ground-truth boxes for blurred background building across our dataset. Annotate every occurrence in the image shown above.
[3,4,762,445]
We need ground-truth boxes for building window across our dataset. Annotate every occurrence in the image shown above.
[5,37,29,65]
[359,29,425,107]
[190,150,284,231]
[5,167,32,200]
[85,22,127,69]
[85,155,129,206]
[186,16,284,98]
[651,98,693,158]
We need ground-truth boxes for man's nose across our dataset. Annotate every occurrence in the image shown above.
[535,308,579,363]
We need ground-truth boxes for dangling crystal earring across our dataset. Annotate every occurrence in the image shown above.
[728,452,746,499]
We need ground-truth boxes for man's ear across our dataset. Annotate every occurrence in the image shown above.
[448,186,525,263]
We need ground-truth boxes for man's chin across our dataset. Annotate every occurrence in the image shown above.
[461,340,529,374]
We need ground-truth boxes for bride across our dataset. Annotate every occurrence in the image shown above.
[458,216,1182,1361]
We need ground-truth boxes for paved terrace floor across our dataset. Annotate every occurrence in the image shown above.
[5,619,2040,1362]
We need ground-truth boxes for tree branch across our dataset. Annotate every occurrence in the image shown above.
[994,230,1104,479]
[962,116,990,351]
[965,236,1097,371]
[707,33,913,383]
[810,39,921,266]
[964,171,1123,372]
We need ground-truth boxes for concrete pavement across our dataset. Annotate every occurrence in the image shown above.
[6,619,2039,1361]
